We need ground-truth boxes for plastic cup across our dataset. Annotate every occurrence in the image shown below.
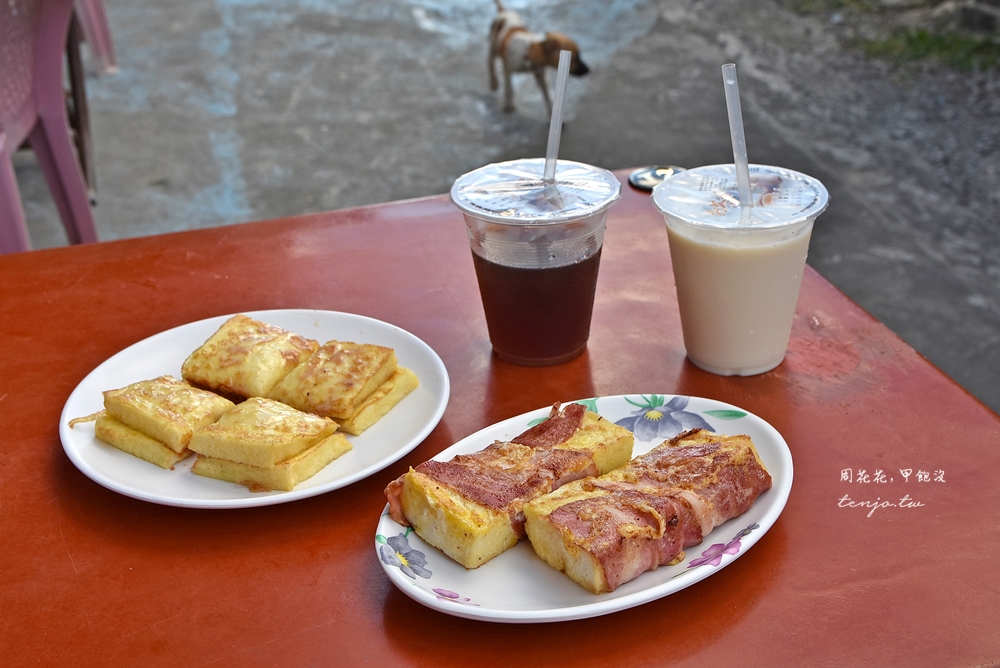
[451,158,621,366]
[652,163,829,376]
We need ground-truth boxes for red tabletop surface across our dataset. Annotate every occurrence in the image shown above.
[2,172,998,667]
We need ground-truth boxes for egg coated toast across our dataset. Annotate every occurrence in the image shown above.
[94,413,194,469]
[181,314,319,399]
[192,431,352,492]
[70,315,415,491]
[336,366,419,435]
[268,340,397,420]
[188,396,340,468]
[101,375,235,453]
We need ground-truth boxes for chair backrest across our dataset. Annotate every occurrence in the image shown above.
[1,0,97,252]
[1,0,74,145]
[0,0,42,143]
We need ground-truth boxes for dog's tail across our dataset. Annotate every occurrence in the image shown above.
[494,0,505,11]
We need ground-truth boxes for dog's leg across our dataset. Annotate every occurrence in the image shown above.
[503,64,516,112]
[489,48,499,91]
[533,68,552,115]
[488,20,501,92]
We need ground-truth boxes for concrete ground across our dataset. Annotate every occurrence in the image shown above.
[14,0,1000,414]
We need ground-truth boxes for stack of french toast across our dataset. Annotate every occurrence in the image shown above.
[72,314,419,491]
[384,403,772,594]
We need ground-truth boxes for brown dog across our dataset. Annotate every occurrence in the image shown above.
[488,0,589,113]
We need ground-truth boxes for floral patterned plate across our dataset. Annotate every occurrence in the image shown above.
[376,394,792,623]
[60,309,449,508]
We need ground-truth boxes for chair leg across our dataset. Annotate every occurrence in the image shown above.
[0,146,34,254]
[66,12,96,202]
[74,0,117,74]
[28,114,99,246]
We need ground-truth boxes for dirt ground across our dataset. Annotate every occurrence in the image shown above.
[16,0,1000,411]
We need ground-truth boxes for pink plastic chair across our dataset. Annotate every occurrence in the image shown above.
[74,0,116,74]
[1,0,99,253]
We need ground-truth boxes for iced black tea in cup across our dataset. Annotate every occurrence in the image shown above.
[450,158,621,366]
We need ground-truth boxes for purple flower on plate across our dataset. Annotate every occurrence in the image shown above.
[615,395,714,441]
[379,533,432,580]
[687,523,761,569]
[433,588,480,606]
[688,539,743,568]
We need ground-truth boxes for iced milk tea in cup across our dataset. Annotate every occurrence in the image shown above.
[652,163,829,375]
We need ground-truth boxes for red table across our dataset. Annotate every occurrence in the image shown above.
[3,172,998,666]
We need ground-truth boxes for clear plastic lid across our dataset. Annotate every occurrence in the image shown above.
[651,164,829,229]
[450,158,621,225]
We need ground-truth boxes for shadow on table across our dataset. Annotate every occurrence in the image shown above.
[480,350,598,421]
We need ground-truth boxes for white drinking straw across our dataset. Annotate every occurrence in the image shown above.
[543,50,573,184]
[722,63,753,221]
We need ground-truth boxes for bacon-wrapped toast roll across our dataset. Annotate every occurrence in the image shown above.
[385,403,634,569]
[524,428,772,593]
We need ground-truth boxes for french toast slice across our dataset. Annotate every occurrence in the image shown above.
[384,403,634,569]
[94,413,194,469]
[268,340,397,419]
[336,366,419,435]
[181,314,319,399]
[188,396,339,468]
[523,429,772,593]
[192,432,352,492]
[102,375,235,453]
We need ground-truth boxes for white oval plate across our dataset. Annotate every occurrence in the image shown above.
[60,309,450,508]
[375,394,791,623]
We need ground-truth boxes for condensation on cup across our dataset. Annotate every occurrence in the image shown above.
[450,158,620,366]
[652,164,829,376]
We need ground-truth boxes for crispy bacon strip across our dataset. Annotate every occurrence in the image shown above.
[511,402,586,447]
